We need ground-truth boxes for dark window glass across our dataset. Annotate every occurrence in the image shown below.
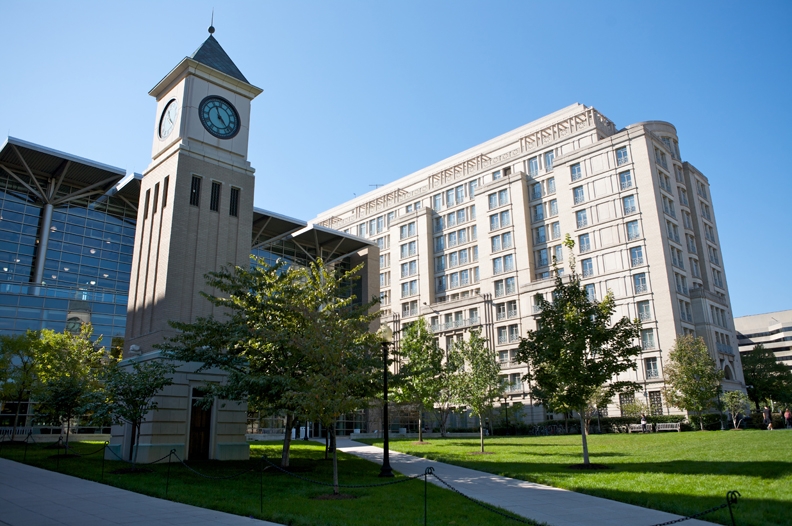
[229,187,239,217]
[190,176,201,207]
[210,182,221,212]
[162,176,169,209]
[143,189,150,219]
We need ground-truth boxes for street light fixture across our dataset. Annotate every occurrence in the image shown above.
[378,325,394,477]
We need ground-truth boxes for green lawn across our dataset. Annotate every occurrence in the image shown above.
[0,439,536,526]
[360,430,791,526]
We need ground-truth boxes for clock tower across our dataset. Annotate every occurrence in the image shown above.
[112,29,262,462]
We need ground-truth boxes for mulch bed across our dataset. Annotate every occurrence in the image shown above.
[568,463,609,470]
[312,493,358,500]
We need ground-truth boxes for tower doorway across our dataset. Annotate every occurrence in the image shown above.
[189,388,212,460]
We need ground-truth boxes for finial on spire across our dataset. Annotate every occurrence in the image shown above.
[208,9,215,34]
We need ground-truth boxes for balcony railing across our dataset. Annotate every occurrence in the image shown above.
[498,334,507,345]
[509,334,520,343]
[635,284,648,294]
[535,236,546,244]
[430,317,481,333]
[639,312,652,321]
[506,382,523,393]
[577,219,588,228]
[716,342,734,355]
[617,155,629,166]
[579,243,591,253]
[627,231,641,241]
[532,305,542,314]
[507,309,518,318]
[631,257,644,267]
[642,340,656,350]
[574,195,586,205]
[624,206,637,215]
[620,180,633,190]
[582,268,594,277]
[571,171,582,182]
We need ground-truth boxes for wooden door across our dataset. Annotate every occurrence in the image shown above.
[189,388,212,460]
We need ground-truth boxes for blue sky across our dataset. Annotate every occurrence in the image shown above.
[1,1,790,317]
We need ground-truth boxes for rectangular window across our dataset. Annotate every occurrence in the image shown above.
[581,258,593,277]
[456,185,464,203]
[571,163,582,181]
[504,254,514,271]
[434,236,444,251]
[469,180,478,198]
[551,222,561,240]
[547,177,556,194]
[576,210,588,228]
[210,181,221,212]
[534,226,547,244]
[229,187,239,217]
[619,171,632,190]
[488,193,498,210]
[491,235,502,253]
[459,248,469,265]
[553,245,563,263]
[436,275,447,292]
[449,251,459,268]
[573,186,585,205]
[619,393,635,416]
[536,249,548,267]
[544,151,554,171]
[492,170,502,181]
[500,210,511,228]
[585,284,596,302]
[499,189,509,206]
[630,246,644,266]
[627,220,640,241]
[494,280,504,298]
[143,189,150,219]
[579,233,591,253]
[616,147,629,166]
[641,329,656,350]
[528,157,539,177]
[457,209,466,224]
[433,194,442,210]
[645,358,659,379]
[549,199,558,216]
[532,204,544,222]
[649,391,663,415]
[445,189,455,208]
[530,183,542,200]
[448,231,458,247]
[190,176,201,206]
[634,273,647,294]
[489,214,500,231]
[638,300,651,321]
[162,176,169,209]
[502,232,512,249]
[623,195,636,215]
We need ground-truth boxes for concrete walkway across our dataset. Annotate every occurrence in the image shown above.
[0,458,281,526]
[335,438,713,526]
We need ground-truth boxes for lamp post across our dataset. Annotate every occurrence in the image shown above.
[379,326,394,477]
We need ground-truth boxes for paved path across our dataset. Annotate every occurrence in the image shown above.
[335,438,714,526]
[0,458,281,526]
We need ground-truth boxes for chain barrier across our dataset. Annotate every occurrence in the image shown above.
[2,439,741,526]
[170,450,263,480]
[647,491,740,526]
[259,454,424,488]
[430,471,535,524]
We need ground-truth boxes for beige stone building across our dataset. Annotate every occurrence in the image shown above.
[314,103,745,421]
[735,310,792,372]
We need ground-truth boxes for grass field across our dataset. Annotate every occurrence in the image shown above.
[0,439,535,526]
[360,430,791,526]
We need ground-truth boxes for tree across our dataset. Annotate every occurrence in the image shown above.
[291,261,380,494]
[741,344,792,411]
[96,359,175,468]
[0,332,44,442]
[34,325,107,451]
[516,235,642,465]
[722,390,750,429]
[455,330,503,453]
[392,318,444,443]
[583,387,613,434]
[159,258,318,467]
[663,335,724,430]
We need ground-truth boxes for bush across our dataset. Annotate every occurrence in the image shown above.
[747,412,787,429]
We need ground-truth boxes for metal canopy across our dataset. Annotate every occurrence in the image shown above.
[0,136,127,205]
[289,224,373,264]
[251,207,307,248]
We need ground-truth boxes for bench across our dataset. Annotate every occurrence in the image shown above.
[655,422,681,432]
[628,424,651,433]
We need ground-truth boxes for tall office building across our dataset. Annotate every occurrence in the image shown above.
[735,310,792,371]
[314,103,745,421]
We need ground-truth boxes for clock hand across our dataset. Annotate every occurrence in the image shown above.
[216,109,227,126]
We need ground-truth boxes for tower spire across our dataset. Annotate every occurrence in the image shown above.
[208,9,215,34]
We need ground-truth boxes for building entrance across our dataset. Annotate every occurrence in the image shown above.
[189,388,212,460]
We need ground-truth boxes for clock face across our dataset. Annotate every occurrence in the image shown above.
[65,317,83,333]
[159,99,178,139]
[199,96,240,139]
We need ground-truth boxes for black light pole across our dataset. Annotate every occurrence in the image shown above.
[379,326,394,477]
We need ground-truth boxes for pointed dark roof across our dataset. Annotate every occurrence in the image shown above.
[190,35,249,84]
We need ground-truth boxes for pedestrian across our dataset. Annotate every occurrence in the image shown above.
[641,414,648,433]
[763,405,772,430]
[785,408,791,429]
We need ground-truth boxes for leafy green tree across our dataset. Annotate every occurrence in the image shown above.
[516,235,642,465]
[435,344,463,437]
[291,261,380,494]
[455,330,503,453]
[95,359,175,467]
[392,318,443,442]
[663,335,724,430]
[741,344,792,411]
[0,332,44,442]
[34,325,106,451]
[159,258,317,467]
[722,390,751,429]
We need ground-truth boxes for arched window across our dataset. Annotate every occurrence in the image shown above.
[723,364,734,380]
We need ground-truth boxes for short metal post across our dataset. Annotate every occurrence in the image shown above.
[259,458,264,515]
[165,450,174,498]
[56,437,61,469]
[101,442,108,481]
[424,467,433,526]
[726,490,740,526]
[23,431,31,462]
